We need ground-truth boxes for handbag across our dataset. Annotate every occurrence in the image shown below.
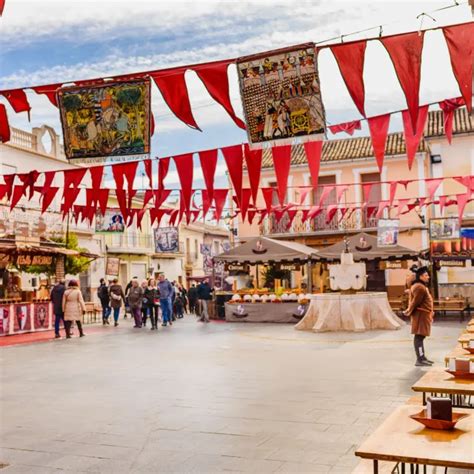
[111,292,121,301]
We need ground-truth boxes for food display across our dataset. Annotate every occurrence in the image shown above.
[227,288,309,304]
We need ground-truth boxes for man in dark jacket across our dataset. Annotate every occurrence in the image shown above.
[197,279,213,323]
[50,279,66,338]
[98,278,111,325]
[188,284,198,314]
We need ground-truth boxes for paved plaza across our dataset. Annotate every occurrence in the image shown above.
[0,318,465,473]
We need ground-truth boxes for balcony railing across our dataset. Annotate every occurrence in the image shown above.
[107,232,154,252]
[262,209,379,236]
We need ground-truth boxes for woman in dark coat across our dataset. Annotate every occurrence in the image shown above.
[404,267,434,366]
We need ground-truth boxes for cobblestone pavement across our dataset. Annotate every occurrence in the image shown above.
[0,317,465,473]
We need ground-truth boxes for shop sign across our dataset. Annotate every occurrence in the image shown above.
[16,255,53,266]
[225,263,248,272]
[439,260,466,268]
[106,257,120,276]
[278,263,301,271]
[379,260,407,270]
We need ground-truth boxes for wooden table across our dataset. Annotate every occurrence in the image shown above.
[412,367,474,407]
[444,345,474,366]
[355,405,474,473]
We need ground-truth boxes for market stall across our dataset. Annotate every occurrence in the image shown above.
[296,233,417,333]
[213,236,316,323]
[0,237,78,336]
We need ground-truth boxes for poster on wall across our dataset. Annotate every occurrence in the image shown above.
[429,217,473,258]
[377,219,400,247]
[0,305,10,336]
[429,217,460,241]
[58,79,151,162]
[13,303,31,333]
[201,244,213,275]
[106,257,120,276]
[237,43,326,147]
[34,303,51,331]
[95,210,125,233]
[154,227,179,253]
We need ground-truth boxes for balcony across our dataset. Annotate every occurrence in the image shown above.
[262,209,379,237]
[106,232,154,254]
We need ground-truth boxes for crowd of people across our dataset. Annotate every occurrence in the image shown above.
[50,275,214,339]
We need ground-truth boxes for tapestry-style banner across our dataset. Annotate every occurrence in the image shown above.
[58,79,151,161]
[237,44,326,147]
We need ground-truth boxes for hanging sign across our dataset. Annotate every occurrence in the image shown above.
[225,263,249,272]
[438,260,466,268]
[379,260,407,270]
[16,255,53,266]
[377,219,400,247]
[278,263,301,271]
[58,79,151,162]
[237,44,326,147]
[106,257,120,276]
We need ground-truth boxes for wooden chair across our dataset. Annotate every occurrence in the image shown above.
[433,298,468,322]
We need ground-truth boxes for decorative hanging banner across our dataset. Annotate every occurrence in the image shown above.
[58,79,151,162]
[236,44,326,147]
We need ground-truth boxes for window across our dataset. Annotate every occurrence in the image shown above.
[312,175,336,230]
[194,239,199,261]
[360,172,381,228]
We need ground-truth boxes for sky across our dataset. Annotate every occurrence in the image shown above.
[0,0,472,188]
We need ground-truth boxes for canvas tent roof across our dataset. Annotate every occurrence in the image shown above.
[214,236,316,264]
[313,232,419,262]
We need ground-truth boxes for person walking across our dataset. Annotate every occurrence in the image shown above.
[128,279,144,328]
[62,280,86,338]
[50,279,66,338]
[145,278,160,330]
[179,285,189,314]
[404,266,434,367]
[188,283,198,314]
[158,274,173,327]
[109,278,125,327]
[197,278,213,323]
[124,276,137,319]
[140,280,149,326]
[98,278,111,325]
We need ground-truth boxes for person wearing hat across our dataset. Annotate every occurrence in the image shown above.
[404,266,434,366]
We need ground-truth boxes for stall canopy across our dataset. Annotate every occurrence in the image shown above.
[313,232,419,262]
[214,236,316,264]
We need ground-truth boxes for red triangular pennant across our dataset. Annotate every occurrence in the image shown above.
[380,32,424,129]
[456,192,470,221]
[319,185,335,207]
[115,189,129,221]
[0,88,31,115]
[330,41,367,117]
[222,144,243,204]
[198,149,218,199]
[438,195,447,215]
[244,144,262,205]
[201,189,212,215]
[308,206,321,219]
[96,189,109,215]
[173,153,194,211]
[0,104,11,143]
[64,168,87,190]
[32,83,63,107]
[362,183,373,204]
[89,165,104,190]
[239,188,252,221]
[142,190,154,209]
[194,61,246,129]
[368,114,390,172]
[439,97,464,144]
[111,161,138,194]
[158,157,170,189]
[143,159,153,189]
[41,186,59,213]
[10,185,26,210]
[402,105,429,170]
[213,189,228,221]
[3,174,15,200]
[426,178,443,200]
[62,187,81,216]
[301,209,310,223]
[325,204,339,224]
[304,141,323,187]
[247,209,257,224]
[442,23,474,113]
[376,201,389,219]
[329,120,361,136]
[149,208,169,227]
[336,185,349,203]
[299,187,311,206]
[396,198,410,217]
[272,144,292,206]
[151,70,200,130]
[261,188,274,214]
[153,189,171,208]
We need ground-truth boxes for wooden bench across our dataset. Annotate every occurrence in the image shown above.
[433,298,469,322]
[83,302,101,324]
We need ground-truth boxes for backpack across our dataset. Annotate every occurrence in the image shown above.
[98,285,108,300]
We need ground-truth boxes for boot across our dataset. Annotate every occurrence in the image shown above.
[77,321,85,337]
[421,356,434,365]
[65,321,72,339]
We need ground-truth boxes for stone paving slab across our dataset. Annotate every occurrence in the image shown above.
[0,317,464,473]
